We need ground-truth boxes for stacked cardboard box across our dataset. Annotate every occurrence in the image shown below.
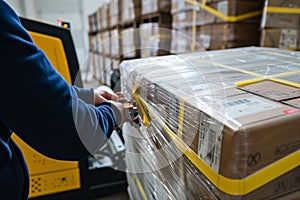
[171,0,263,52]
[121,47,300,200]
[260,0,300,50]
[109,0,120,27]
[121,28,139,58]
[121,0,141,23]
[101,4,109,30]
[141,0,171,15]
[140,23,171,57]
[88,13,98,34]
[110,29,120,58]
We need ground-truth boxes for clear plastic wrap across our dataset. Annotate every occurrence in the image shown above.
[120,47,300,200]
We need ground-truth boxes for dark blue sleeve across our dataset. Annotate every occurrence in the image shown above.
[0,1,118,161]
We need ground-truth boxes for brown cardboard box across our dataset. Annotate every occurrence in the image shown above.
[121,28,140,58]
[139,78,300,178]
[121,47,300,200]
[140,23,171,57]
[141,0,171,15]
[96,7,102,31]
[102,31,111,56]
[186,161,300,200]
[100,4,109,30]
[109,0,120,27]
[260,28,300,50]
[284,98,300,108]
[121,0,141,22]
[172,23,259,52]
[261,0,300,28]
[110,29,120,57]
[171,0,194,14]
[172,0,262,28]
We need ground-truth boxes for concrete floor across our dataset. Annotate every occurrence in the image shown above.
[92,192,129,200]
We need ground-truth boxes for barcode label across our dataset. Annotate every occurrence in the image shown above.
[226,99,250,107]
[198,114,223,173]
[225,97,280,119]
[280,29,297,50]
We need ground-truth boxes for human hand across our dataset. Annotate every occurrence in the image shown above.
[94,86,119,105]
[108,100,126,128]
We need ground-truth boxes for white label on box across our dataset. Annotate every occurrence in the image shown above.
[198,114,223,173]
[177,12,186,21]
[178,0,185,11]
[225,97,280,119]
[217,1,228,15]
[200,34,211,49]
[280,29,297,50]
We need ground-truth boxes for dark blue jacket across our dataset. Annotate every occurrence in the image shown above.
[0,1,120,199]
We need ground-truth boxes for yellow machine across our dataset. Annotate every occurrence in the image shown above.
[12,18,82,199]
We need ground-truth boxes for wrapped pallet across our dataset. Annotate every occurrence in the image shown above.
[171,0,263,53]
[260,0,300,50]
[121,47,300,200]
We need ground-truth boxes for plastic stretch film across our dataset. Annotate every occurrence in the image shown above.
[120,47,300,200]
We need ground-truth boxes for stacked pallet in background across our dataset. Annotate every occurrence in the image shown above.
[88,0,174,89]
[171,0,263,53]
[139,0,172,57]
[260,0,300,50]
[121,47,300,200]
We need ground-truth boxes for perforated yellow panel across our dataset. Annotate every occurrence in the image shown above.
[12,30,80,198]
[29,168,80,198]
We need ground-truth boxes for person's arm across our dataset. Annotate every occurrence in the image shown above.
[0,1,122,161]
[72,86,94,105]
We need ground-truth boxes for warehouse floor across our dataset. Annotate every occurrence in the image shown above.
[92,192,129,200]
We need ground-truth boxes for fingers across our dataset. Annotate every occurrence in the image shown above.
[94,93,108,105]
[102,90,119,101]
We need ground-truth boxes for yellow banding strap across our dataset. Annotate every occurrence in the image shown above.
[133,84,150,126]
[269,77,300,88]
[132,174,148,200]
[264,6,300,14]
[272,70,300,78]
[132,94,300,195]
[198,59,262,77]
[235,77,267,87]
[191,4,197,51]
[185,0,262,22]
[147,34,171,39]
[235,77,300,88]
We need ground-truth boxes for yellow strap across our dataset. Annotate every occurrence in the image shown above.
[133,84,150,126]
[235,77,267,87]
[185,0,262,22]
[235,77,300,88]
[272,70,300,78]
[269,77,300,88]
[265,6,300,14]
[190,4,197,51]
[177,99,185,139]
[132,174,149,200]
[147,34,171,39]
[198,59,262,77]
[134,94,300,195]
